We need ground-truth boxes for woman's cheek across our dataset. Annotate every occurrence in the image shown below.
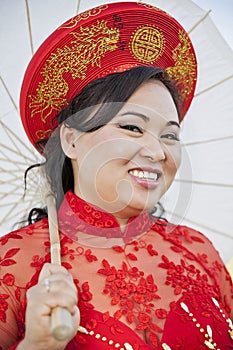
[167,143,181,169]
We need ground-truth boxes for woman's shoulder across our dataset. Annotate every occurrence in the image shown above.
[0,218,48,253]
[150,219,229,271]
[151,218,218,251]
[0,218,49,244]
[150,219,233,314]
[0,218,50,291]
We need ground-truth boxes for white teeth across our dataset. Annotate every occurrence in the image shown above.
[129,170,159,180]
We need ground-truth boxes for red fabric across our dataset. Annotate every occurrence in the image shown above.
[0,191,233,349]
[59,190,155,242]
[19,2,197,151]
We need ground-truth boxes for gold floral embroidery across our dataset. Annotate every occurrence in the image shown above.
[35,129,53,139]
[29,21,119,123]
[137,2,159,9]
[58,5,109,29]
[137,2,172,17]
[129,25,165,63]
[166,30,197,97]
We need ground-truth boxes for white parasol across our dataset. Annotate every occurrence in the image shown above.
[0,0,232,269]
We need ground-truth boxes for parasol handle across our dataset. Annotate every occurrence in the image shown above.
[45,192,74,341]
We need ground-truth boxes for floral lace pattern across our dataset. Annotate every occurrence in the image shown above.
[98,258,162,347]
[0,191,233,350]
[58,190,156,242]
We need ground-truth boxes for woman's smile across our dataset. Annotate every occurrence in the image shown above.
[61,80,181,220]
[128,167,162,189]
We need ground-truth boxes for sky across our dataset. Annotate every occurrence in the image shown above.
[192,0,233,49]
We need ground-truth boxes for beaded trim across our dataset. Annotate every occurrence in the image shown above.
[162,298,233,350]
[162,343,172,350]
[87,329,134,350]
[78,298,233,350]
[180,301,220,349]
[211,297,233,341]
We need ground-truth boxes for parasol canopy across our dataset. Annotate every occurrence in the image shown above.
[0,0,233,266]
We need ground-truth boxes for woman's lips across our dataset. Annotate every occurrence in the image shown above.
[128,168,162,189]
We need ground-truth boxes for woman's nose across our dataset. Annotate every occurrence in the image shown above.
[139,135,166,162]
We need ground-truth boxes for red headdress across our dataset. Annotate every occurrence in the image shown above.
[20,2,197,152]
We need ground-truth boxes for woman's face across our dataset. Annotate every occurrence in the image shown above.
[61,80,181,221]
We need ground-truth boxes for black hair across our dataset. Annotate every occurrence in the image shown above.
[26,65,181,224]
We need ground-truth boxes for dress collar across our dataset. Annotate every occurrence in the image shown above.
[58,191,155,243]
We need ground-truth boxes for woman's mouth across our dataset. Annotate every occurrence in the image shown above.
[128,168,162,189]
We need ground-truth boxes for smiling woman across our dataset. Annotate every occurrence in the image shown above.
[0,2,232,350]
[59,79,181,221]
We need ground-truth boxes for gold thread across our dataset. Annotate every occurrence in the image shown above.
[137,2,172,17]
[166,30,196,97]
[129,25,165,63]
[35,129,53,139]
[59,5,109,29]
[29,21,120,125]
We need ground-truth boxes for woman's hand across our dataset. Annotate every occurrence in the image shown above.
[18,263,80,350]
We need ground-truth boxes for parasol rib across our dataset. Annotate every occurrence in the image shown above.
[0,199,41,227]
[182,135,233,147]
[0,76,18,112]
[25,0,34,55]
[174,179,233,188]
[166,210,233,241]
[188,9,211,34]
[0,201,24,223]
[0,120,38,161]
[195,75,233,97]
[76,0,81,14]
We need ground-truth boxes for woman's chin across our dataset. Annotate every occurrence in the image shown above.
[108,198,158,219]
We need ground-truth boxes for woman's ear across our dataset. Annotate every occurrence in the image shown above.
[60,124,79,159]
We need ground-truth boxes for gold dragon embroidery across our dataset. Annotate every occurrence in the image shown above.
[166,30,197,97]
[29,20,120,123]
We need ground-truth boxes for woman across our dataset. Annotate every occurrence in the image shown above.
[0,2,232,350]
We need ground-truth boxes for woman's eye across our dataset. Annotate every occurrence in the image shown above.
[119,124,143,134]
[161,133,180,141]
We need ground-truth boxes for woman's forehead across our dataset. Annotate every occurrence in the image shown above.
[118,82,179,122]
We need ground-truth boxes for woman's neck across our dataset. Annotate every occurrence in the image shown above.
[58,191,155,246]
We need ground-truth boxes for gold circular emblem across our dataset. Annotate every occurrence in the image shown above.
[130,25,165,63]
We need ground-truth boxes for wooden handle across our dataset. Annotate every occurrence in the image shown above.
[43,188,75,341]
[51,307,74,341]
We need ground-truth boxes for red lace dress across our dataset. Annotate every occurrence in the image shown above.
[1,191,233,350]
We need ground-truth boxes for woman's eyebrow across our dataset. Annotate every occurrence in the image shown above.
[118,111,149,122]
[166,121,180,128]
[117,113,180,128]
